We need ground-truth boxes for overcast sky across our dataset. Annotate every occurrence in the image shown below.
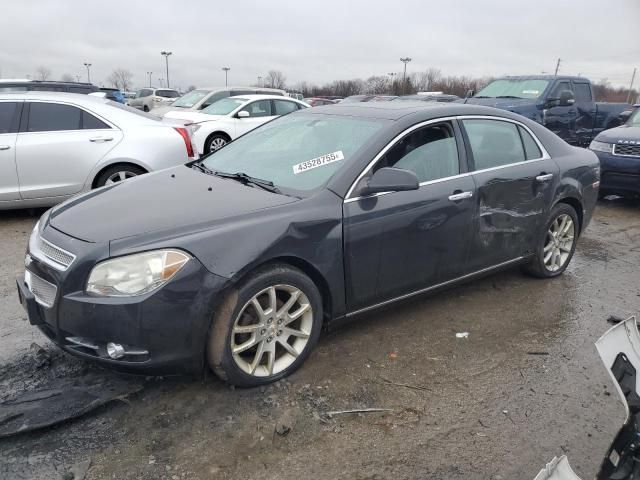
[1,0,638,91]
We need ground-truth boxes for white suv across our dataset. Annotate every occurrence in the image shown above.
[129,88,180,112]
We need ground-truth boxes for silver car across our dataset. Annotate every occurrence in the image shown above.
[129,88,180,112]
[0,92,197,210]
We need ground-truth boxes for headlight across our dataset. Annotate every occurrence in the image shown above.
[86,249,190,297]
[589,140,613,153]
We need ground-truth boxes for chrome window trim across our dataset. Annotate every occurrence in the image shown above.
[346,256,526,317]
[343,114,551,203]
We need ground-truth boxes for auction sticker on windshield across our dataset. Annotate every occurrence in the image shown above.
[293,151,344,174]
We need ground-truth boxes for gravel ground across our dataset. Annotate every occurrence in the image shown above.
[0,197,639,480]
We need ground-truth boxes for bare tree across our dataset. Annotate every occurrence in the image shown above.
[36,66,51,81]
[365,76,390,94]
[60,73,75,82]
[107,68,134,92]
[265,70,286,89]
[186,85,197,92]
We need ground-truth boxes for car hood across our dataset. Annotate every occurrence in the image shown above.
[163,111,223,123]
[462,97,536,109]
[534,317,640,480]
[48,166,297,243]
[595,125,640,144]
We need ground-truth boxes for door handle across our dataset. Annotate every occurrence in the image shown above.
[448,191,473,201]
[89,137,113,143]
[0,145,10,150]
[536,173,554,182]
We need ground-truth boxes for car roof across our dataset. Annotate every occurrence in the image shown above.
[194,86,285,92]
[306,100,526,121]
[0,91,110,104]
[229,94,302,101]
[497,75,591,83]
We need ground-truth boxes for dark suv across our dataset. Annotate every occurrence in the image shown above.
[0,80,99,94]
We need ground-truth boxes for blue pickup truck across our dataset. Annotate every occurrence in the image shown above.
[464,76,630,147]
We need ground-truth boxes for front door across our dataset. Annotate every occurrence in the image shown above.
[543,80,578,144]
[460,118,559,272]
[343,121,476,312]
[234,100,277,138]
[0,101,21,201]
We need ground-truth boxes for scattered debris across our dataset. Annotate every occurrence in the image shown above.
[527,351,550,356]
[388,352,397,360]
[275,423,291,436]
[379,377,430,392]
[324,408,393,418]
[0,376,143,438]
[456,332,469,339]
[606,315,625,325]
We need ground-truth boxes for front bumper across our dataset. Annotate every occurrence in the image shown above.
[594,150,640,196]
[17,226,230,375]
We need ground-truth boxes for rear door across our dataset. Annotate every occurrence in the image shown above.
[344,120,476,311]
[460,117,559,271]
[235,99,276,137]
[0,101,21,201]
[15,102,122,199]
[572,81,597,147]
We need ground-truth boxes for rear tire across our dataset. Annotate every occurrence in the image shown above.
[207,265,323,387]
[95,164,146,188]
[523,203,579,278]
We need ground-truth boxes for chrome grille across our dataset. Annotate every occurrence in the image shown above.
[25,270,57,308]
[31,235,75,270]
[613,144,640,157]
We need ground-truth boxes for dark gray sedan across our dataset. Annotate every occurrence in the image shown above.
[17,102,600,387]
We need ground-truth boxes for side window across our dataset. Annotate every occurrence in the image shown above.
[230,89,253,97]
[0,86,27,92]
[373,122,460,183]
[82,111,110,129]
[518,126,542,160]
[31,86,64,92]
[201,91,229,108]
[573,83,592,102]
[550,81,573,99]
[0,102,18,134]
[244,100,272,117]
[273,100,298,116]
[27,103,82,132]
[462,119,526,170]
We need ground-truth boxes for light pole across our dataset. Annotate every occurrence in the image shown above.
[146,71,153,87]
[158,78,164,88]
[387,72,397,94]
[258,76,262,87]
[75,74,81,82]
[222,67,230,86]
[160,51,172,88]
[83,62,92,83]
[400,57,412,94]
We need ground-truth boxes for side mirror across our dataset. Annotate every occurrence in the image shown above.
[465,89,475,98]
[237,110,250,118]
[358,167,419,196]
[558,90,575,106]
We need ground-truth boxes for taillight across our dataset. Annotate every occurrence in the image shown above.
[174,127,194,158]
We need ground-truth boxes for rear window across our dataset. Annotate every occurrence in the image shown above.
[573,83,592,102]
[156,89,179,98]
[28,103,82,132]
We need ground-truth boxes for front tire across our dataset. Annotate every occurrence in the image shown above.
[143,105,150,112]
[207,265,323,387]
[205,133,229,154]
[523,203,579,278]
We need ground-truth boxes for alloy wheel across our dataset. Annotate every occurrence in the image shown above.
[543,213,575,272]
[231,284,312,377]
[104,171,138,185]
[210,137,227,151]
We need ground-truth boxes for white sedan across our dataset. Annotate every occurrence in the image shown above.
[0,92,197,209]
[163,95,309,154]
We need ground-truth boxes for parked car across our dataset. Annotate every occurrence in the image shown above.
[0,92,196,209]
[0,79,98,94]
[128,88,180,112]
[288,93,304,100]
[154,86,287,116]
[17,102,599,386]
[164,95,308,154]
[369,95,398,102]
[589,107,640,198]
[464,75,630,147]
[303,97,336,107]
[394,93,460,103]
[341,94,376,103]
[99,87,126,104]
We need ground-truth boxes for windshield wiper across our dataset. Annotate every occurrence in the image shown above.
[214,171,281,194]
[191,162,215,175]
[496,95,524,99]
[472,95,492,98]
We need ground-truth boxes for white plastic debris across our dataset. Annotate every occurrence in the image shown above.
[455,332,469,339]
